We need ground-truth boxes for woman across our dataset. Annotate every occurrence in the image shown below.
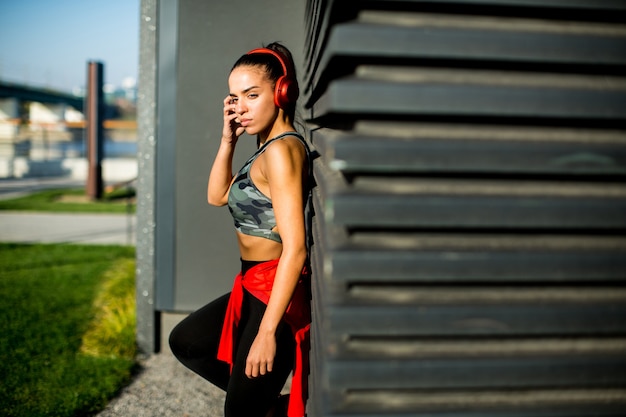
[169,42,311,417]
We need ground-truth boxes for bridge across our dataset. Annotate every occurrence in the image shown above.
[0,80,85,132]
[0,81,83,111]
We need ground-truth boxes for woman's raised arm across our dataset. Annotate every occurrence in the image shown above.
[207,95,244,205]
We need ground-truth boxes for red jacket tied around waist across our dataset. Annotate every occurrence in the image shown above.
[217,259,311,417]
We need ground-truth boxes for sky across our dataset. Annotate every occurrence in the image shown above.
[0,0,139,94]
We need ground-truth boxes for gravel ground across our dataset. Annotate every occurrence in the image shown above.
[95,353,226,417]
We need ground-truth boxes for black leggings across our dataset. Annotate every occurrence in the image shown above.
[169,261,295,417]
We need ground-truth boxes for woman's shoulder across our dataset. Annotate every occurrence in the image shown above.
[259,134,307,174]
[269,131,305,145]
[265,132,306,153]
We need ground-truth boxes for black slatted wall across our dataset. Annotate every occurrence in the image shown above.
[302,1,626,416]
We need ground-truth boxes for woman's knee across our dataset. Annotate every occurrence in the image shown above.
[169,293,230,359]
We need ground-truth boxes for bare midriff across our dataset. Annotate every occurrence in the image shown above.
[236,231,283,261]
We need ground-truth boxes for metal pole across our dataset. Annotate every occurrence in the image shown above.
[86,61,104,200]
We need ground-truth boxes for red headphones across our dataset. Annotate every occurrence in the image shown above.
[247,47,299,109]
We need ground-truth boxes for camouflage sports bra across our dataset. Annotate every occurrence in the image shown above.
[227,132,308,243]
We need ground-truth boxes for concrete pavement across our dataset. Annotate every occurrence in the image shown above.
[0,211,135,245]
[0,176,135,246]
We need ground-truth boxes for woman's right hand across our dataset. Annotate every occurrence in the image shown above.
[222,95,244,143]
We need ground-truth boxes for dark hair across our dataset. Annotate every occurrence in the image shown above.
[231,42,299,118]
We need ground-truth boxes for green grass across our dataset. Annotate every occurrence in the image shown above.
[0,188,136,214]
[0,243,137,417]
[80,258,136,359]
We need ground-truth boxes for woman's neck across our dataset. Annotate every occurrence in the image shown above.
[258,117,294,147]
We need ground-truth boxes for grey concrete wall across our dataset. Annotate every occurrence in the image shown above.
[171,0,307,311]
[137,0,307,352]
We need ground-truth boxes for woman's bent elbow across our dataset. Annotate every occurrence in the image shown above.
[207,194,227,206]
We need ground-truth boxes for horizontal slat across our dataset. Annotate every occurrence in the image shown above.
[343,0,626,10]
[347,286,626,305]
[321,303,626,336]
[328,250,626,283]
[315,126,626,176]
[312,70,626,122]
[324,356,626,389]
[328,193,626,230]
[314,173,626,230]
[339,337,626,359]
[357,11,626,35]
[329,389,626,416]
[311,20,626,86]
